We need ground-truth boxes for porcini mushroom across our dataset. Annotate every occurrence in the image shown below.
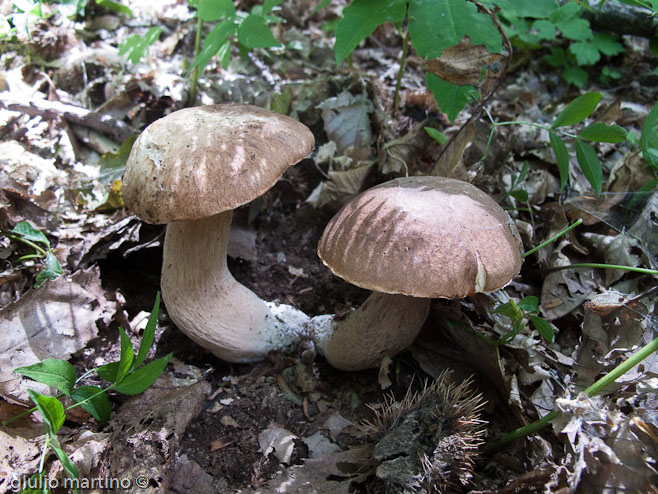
[310,176,523,371]
[122,104,314,363]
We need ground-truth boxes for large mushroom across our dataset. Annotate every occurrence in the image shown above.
[310,176,523,371]
[122,104,314,363]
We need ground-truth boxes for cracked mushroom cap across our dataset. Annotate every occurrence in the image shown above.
[122,104,315,224]
[317,176,523,298]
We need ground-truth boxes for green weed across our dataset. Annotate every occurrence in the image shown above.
[4,293,171,493]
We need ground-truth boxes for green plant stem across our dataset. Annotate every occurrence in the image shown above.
[38,433,50,473]
[480,107,578,163]
[64,386,111,412]
[548,263,658,276]
[3,233,48,257]
[2,405,38,426]
[392,29,409,116]
[483,335,658,453]
[188,14,204,107]
[523,219,583,258]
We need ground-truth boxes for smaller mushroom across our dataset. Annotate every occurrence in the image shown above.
[310,176,523,371]
[122,104,314,363]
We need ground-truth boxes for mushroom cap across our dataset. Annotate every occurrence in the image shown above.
[317,176,523,298]
[122,104,315,224]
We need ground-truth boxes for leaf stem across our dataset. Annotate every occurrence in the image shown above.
[3,233,48,257]
[547,263,658,276]
[523,218,583,258]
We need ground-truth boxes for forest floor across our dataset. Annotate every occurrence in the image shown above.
[0,0,657,493]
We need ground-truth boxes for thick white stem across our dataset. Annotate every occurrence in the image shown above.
[310,292,430,371]
[161,211,309,363]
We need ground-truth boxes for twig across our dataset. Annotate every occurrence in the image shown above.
[0,95,137,142]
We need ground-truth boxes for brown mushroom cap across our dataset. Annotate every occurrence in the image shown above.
[122,104,315,224]
[317,176,523,298]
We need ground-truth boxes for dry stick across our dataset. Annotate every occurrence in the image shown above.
[0,95,137,142]
[483,334,658,453]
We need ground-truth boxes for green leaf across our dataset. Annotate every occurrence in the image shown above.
[27,389,65,435]
[570,40,600,65]
[549,131,570,191]
[562,64,588,88]
[193,20,238,70]
[491,0,557,18]
[549,2,591,41]
[424,127,449,146]
[119,26,163,64]
[408,0,501,59]
[529,315,554,342]
[98,135,136,184]
[543,47,566,68]
[49,438,80,479]
[531,19,557,42]
[270,88,292,115]
[517,296,539,313]
[19,472,49,494]
[115,327,134,384]
[34,251,63,288]
[590,32,625,57]
[11,221,49,246]
[493,300,523,321]
[238,14,281,49]
[312,0,332,14]
[134,292,160,369]
[640,103,658,168]
[576,140,603,195]
[579,122,627,143]
[15,359,77,396]
[113,354,171,395]
[71,386,111,422]
[426,73,476,123]
[96,361,119,383]
[217,40,232,68]
[197,0,235,21]
[510,189,529,202]
[334,0,406,63]
[261,0,284,15]
[551,92,601,128]
[95,0,133,16]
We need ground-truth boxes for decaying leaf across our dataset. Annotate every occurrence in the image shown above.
[317,91,374,155]
[576,290,655,392]
[430,118,474,179]
[98,375,211,492]
[306,163,375,209]
[379,120,436,175]
[424,36,505,88]
[0,267,113,404]
[554,394,658,493]
[540,245,598,320]
[0,425,43,492]
[581,232,641,284]
[258,424,298,464]
[256,449,366,494]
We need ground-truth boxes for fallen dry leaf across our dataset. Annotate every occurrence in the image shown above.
[0,267,113,404]
[424,36,505,88]
[209,437,234,452]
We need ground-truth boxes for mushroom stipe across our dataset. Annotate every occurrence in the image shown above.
[123,104,522,370]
